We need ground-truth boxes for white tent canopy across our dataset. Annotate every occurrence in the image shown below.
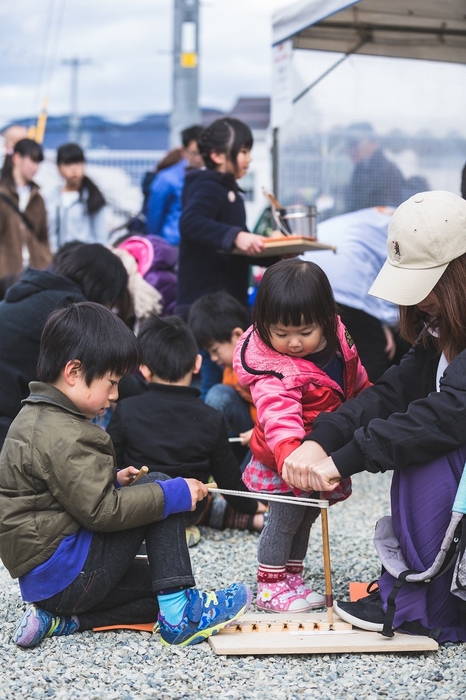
[272,0,466,64]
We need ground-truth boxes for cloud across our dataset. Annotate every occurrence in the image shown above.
[0,0,283,123]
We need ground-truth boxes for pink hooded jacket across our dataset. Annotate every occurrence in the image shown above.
[233,318,371,495]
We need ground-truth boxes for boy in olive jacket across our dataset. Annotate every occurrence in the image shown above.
[0,302,250,649]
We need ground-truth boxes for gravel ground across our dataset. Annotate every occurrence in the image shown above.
[1,470,465,700]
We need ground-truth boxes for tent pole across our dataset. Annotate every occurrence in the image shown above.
[272,127,280,201]
[293,35,368,105]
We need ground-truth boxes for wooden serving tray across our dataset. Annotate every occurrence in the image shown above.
[232,236,336,258]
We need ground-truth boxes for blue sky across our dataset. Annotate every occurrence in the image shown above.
[0,0,285,124]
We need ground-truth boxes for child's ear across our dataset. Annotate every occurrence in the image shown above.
[192,353,203,375]
[231,327,244,343]
[210,151,226,167]
[63,360,82,386]
[139,365,152,382]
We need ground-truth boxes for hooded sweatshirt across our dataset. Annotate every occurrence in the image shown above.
[233,319,371,498]
[0,268,85,446]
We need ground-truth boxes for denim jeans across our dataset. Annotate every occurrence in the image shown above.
[205,384,253,436]
[199,349,223,400]
[37,474,195,630]
[205,384,254,471]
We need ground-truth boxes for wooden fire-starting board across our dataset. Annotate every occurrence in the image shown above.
[208,612,438,655]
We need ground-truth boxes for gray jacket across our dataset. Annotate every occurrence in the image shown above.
[46,186,109,252]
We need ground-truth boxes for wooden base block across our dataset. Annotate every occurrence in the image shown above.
[217,612,351,635]
[208,613,438,655]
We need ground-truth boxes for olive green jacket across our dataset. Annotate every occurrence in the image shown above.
[0,382,165,578]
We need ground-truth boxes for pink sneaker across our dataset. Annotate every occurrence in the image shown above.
[256,580,312,613]
[285,572,325,609]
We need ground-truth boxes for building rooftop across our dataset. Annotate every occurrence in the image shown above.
[228,97,271,130]
[1,97,271,151]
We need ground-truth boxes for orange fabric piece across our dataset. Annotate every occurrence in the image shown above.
[349,582,370,602]
[93,622,156,632]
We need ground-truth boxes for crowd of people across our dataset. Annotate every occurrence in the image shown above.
[0,118,465,651]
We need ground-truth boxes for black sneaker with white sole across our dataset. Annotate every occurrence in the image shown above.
[334,586,385,632]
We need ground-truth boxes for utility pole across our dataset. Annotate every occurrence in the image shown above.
[62,58,92,143]
[170,0,200,148]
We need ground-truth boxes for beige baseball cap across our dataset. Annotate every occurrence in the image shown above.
[369,190,466,305]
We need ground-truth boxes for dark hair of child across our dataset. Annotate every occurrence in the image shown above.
[138,315,198,383]
[37,301,142,386]
[52,242,129,311]
[188,291,250,349]
[181,124,204,149]
[198,117,253,170]
[252,258,339,364]
[0,138,44,183]
[56,143,106,216]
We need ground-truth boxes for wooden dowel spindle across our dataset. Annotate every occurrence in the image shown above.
[320,491,334,630]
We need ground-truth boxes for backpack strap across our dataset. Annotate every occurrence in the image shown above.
[398,621,442,640]
[381,570,415,638]
[0,192,35,233]
[440,521,463,575]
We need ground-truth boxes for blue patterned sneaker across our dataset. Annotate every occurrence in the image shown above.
[13,605,78,648]
[158,583,252,647]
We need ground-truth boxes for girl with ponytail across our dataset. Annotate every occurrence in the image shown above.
[47,143,109,250]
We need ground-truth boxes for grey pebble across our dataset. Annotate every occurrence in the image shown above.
[1,471,466,700]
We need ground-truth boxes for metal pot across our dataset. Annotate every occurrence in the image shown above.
[274,204,317,238]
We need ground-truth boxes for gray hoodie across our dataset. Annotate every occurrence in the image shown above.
[46,186,109,252]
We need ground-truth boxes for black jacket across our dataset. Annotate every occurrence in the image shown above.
[0,269,85,446]
[107,382,257,514]
[307,337,466,478]
[176,169,250,316]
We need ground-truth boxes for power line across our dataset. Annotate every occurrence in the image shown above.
[42,0,68,101]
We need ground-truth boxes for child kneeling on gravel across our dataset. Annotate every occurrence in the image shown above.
[0,302,251,648]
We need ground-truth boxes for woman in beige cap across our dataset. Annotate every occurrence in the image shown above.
[281,190,466,643]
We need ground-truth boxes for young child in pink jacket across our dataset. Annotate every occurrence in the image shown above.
[233,258,371,612]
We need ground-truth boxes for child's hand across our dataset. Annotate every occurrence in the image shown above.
[184,479,209,510]
[255,502,267,514]
[117,466,140,487]
[234,232,265,255]
[239,428,253,446]
[282,448,341,492]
